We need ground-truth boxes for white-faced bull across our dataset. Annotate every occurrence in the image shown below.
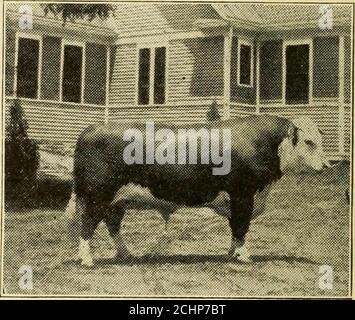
[66,115,330,266]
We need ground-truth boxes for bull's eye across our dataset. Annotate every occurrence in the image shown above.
[304,139,316,148]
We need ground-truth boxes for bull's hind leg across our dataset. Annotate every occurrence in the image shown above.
[78,201,103,267]
[104,205,132,261]
[228,194,254,263]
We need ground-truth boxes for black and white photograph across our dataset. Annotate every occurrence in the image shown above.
[0,0,353,299]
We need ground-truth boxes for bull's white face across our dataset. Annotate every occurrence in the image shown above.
[278,117,331,172]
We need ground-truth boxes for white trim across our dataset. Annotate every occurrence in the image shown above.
[282,39,313,105]
[223,27,232,120]
[237,38,254,88]
[5,96,106,109]
[149,48,155,105]
[338,36,345,155]
[255,42,260,114]
[136,41,169,106]
[59,39,86,104]
[14,32,42,99]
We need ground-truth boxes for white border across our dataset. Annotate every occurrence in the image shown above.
[14,32,42,99]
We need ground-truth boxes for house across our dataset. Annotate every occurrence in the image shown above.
[4,3,352,159]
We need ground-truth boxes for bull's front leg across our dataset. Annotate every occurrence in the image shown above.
[228,194,254,263]
[104,205,132,261]
[78,202,103,267]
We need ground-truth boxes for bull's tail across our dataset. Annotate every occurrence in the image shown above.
[64,190,76,219]
[63,189,82,240]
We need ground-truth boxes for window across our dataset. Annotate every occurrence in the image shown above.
[61,43,84,103]
[138,48,150,105]
[237,40,253,87]
[16,36,41,98]
[154,47,166,104]
[283,40,312,105]
[138,46,166,105]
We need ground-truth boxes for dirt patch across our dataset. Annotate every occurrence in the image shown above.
[2,163,351,297]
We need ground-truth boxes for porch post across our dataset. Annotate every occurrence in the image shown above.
[255,41,260,114]
[105,45,111,124]
[338,36,345,156]
[223,25,232,120]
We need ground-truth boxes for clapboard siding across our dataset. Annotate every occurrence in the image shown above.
[259,105,340,154]
[344,104,351,155]
[5,98,105,143]
[168,37,224,100]
[108,103,222,124]
[109,44,137,104]
[5,97,350,159]
[230,103,257,117]
[114,3,221,38]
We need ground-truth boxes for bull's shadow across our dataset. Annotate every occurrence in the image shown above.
[91,254,317,267]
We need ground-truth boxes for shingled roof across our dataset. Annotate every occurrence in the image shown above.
[6,3,352,37]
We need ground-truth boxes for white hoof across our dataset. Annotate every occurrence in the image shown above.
[237,254,252,263]
[78,237,93,267]
[81,256,94,267]
[235,246,251,263]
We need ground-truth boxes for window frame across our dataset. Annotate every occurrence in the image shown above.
[60,39,86,104]
[14,32,42,99]
[136,42,168,105]
[237,39,254,88]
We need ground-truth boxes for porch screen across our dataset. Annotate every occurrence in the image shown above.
[239,44,252,86]
[154,47,166,104]
[16,37,40,98]
[285,44,309,104]
[138,48,150,105]
[62,45,83,103]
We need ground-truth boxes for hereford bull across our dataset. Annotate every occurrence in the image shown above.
[66,115,330,266]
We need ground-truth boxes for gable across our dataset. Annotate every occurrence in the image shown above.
[112,3,222,38]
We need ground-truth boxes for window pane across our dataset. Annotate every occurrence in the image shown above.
[286,44,309,104]
[239,44,251,85]
[17,38,39,98]
[154,47,166,104]
[138,48,150,105]
[62,45,83,103]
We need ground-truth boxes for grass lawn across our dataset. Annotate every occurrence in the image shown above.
[2,162,351,297]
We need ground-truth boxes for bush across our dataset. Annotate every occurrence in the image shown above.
[5,99,39,208]
[206,100,221,122]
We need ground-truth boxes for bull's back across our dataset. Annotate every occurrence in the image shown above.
[73,115,289,200]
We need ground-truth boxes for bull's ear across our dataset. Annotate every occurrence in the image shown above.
[287,125,299,146]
